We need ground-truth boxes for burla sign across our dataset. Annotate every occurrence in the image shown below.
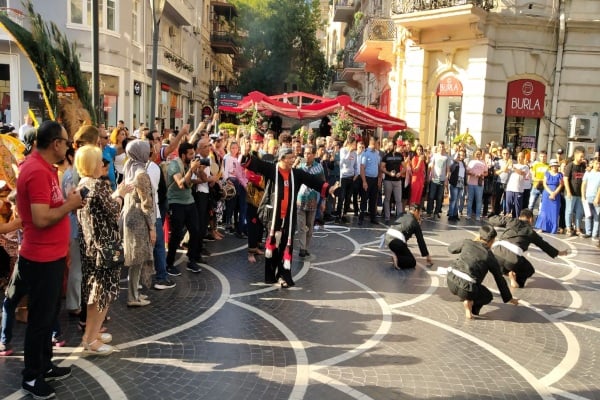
[506,79,545,118]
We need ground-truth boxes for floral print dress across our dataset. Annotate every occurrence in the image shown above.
[77,177,122,311]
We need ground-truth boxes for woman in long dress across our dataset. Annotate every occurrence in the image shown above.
[534,159,563,234]
[76,144,128,355]
[122,140,156,306]
[409,145,426,207]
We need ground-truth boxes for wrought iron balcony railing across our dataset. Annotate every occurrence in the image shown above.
[391,0,494,14]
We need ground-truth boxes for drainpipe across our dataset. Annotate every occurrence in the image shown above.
[547,0,566,155]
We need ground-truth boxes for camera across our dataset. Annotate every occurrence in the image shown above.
[194,156,211,167]
[79,187,90,200]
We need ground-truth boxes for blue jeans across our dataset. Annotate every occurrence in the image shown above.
[584,200,600,237]
[528,186,543,210]
[448,184,463,217]
[565,196,584,231]
[467,184,484,219]
[153,217,167,281]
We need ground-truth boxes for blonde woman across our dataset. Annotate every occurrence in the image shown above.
[76,144,129,355]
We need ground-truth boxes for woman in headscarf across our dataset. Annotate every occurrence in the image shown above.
[122,140,156,307]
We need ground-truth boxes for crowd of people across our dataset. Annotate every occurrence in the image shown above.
[0,111,598,397]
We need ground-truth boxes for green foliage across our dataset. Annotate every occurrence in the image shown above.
[331,108,353,141]
[395,129,417,144]
[219,122,238,136]
[0,1,95,122]
[231,0,328,95]
[0,2,58,118]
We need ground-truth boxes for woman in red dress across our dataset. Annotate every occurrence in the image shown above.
[410,144,426,207]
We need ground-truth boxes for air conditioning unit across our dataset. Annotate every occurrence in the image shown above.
[168,26,176,37]
[159,104,170,118]
[568,115,598,139]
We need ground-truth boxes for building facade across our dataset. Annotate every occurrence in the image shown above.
[326,0,600,155]
[0,0,239,131]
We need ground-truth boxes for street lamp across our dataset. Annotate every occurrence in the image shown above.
[213,85,220,136]
[149,0,166,130]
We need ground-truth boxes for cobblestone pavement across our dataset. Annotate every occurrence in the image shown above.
[2,214,600,399]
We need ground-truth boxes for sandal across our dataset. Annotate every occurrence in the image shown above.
[78,321,108,333]
[82,339,114,356]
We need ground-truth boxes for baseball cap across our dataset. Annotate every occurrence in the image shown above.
[557,148,564,154]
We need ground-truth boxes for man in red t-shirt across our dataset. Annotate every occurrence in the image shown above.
[16,121,83,398]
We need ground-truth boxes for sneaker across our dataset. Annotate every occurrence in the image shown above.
[187,262,202,273]
[0,343,13,356]
[153,279,176,290]
[166,266,181,276]
[44,365,72,381]
[127,298,151,307]
[580,234,591,239]
[22,379,56,399]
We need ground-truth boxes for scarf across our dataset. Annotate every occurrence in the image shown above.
[124,140,150,184]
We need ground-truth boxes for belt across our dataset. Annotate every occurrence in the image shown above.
[492,240,524,256]
[379,228,406,248]
[448,267,476,283]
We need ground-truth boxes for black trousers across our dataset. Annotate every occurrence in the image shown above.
[426,181,445,214]
[501,255,535,288]
[388,239,416,269]
[193,192,209,254]
[264,228,294,285]
[167,202,200,266]
[247,204,263,250]
[336,176,355,217]
[446,273,492,316]
[18,256,65,381]
[360,177,379,220]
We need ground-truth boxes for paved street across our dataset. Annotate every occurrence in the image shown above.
[1,215,600,400]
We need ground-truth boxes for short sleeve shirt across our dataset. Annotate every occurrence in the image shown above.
[167,158,194,205]
[17,152,70,261]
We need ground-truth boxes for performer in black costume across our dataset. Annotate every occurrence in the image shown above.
[383,204,433,269]
[242,147,338,288]
[446,225,519,319]
[488,209,568,288]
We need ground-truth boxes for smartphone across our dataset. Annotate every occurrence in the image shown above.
[80,187,90,200]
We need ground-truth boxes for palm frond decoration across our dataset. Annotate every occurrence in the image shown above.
[49,21,95,124]
[0,4,57,119]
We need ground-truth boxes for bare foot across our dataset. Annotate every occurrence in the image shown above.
[391,254,399,270]
[508,271,519,288]
[248,253,257,263]
[463,300,474,319]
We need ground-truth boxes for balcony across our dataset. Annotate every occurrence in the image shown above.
[333,0,355,22]
[211,1,237,20]
[146,45,193,83]
[354,18,396,73]
[211,30,238,55]
[391,0,490,37]
[164,0,194,26]
[0,7,24,41]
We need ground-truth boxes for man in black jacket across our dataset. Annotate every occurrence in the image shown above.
[488,209,568,288]
[384,204,432,269]
[446,225,519,319]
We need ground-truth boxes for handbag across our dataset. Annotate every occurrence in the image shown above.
[246,181,264,208]
[257,179,274,227]
[535,180,544,191]
[96,240,125,269]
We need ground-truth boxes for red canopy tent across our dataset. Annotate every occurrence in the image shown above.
[219,91,407,131]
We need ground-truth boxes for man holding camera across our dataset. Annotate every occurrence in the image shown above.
[166,142,203,275]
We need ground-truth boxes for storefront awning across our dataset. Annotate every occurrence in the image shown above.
[219,91,407,131]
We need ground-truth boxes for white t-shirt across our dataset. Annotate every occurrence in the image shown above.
[146,161,162,219]
[505,163,529,193]
[193,153,210,194]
